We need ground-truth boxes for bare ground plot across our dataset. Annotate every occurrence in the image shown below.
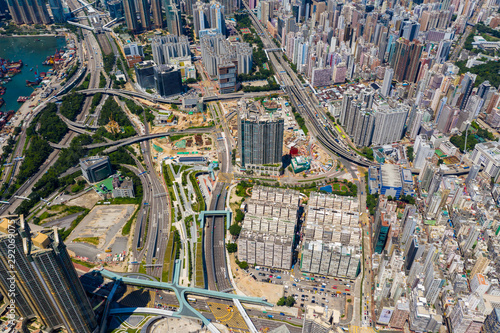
[65,190,101,209]
[242,80,268,87]
[66,204,136,251]
[229,254,284,304]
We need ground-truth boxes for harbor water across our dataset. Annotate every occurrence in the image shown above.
[0,36,66,112]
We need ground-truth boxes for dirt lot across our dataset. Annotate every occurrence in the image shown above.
[65,190,101,209]
[229,254,284,304]
[241,80,268,87]
[66,204,136,250]
[150,133,218,167]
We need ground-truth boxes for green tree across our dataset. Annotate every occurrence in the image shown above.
[226,243,237,253]
[237,261,248,270]
[285,296,296,307]
[438,159,444,165]
[229,223,242,236]
[235,209,245,222]
[407,146,414,162]
[277,297,286,306]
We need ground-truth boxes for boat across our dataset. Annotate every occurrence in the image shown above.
[30,67,33,71]
[17,96,29,102]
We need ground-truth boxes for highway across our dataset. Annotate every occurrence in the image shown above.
[0,0,102,215]
[241,1,475,178]
[201,57,233,292]
[241,2,373,169]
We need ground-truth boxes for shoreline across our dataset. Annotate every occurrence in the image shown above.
[0,34,60,38]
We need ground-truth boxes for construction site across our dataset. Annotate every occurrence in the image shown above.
[217,96,336,177]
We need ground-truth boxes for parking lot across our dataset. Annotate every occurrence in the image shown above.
[245,266,354,316]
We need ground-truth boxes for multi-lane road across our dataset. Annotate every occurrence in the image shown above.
[0,0,102,215]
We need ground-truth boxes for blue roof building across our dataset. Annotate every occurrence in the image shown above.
[379,164,403,199]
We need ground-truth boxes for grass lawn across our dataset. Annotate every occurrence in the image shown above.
[195,229,204,288]
[162,231,176,282]
[73,237,100,246]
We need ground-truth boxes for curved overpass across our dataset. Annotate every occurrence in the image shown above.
[77,88,282,105]
[83,127,214,149]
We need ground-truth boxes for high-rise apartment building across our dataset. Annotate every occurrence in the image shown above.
[151,0,163,28]
[371,104,409,145]
[123,0,139,32]
[238,101,284,167]
[470,253,490,278]
[7,0,51,24]
[166,1,182,36]
[221,0,238,15]
[193,1,226,37]
[151,35,190,65]
[390,38,423,83]
[49,0,65,23]
[485,308,500,333]
[0,217,98,333]
[381,68,394,97]
[137,0,151,30]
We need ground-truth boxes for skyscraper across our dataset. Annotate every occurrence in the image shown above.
[371,104,409,146]
[457,72,477,110]
[154,65,182,97]
[0,217,98,333]
[123,0,139,32]
[381,68,394,97]
[151,0,163,28]
[209,1,226,35]
[7,0,51,24]
[137,0,151,30]
[193,1,210,37]
[239,101,284,167]
[166,1,182,36]
[399,21,420,41]
[221,0,238,15]
[48,0,65,23]
[436,39,452,64]
[390,38,423,83]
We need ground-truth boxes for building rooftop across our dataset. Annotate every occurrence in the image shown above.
[380,164,403,188]
[80,155,109,168]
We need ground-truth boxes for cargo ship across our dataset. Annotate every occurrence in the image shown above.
[0,59,23,81]
[26,77,42,86]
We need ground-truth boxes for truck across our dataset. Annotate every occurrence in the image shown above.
[255,266,261,270]
[267,315,274,319]
[280,312,285,316]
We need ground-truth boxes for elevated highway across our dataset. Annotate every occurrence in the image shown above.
[242,1,475,177]
[99,260,272,333]
[76,88,283,105]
